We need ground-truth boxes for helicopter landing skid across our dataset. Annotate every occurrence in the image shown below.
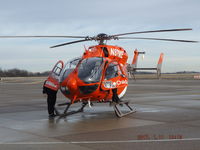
[113,101,136,118]
[54,102,88,117]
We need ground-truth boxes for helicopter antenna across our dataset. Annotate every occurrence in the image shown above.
[83,45,87,51]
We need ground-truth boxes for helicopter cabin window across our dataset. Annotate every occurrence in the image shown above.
[78,57,104,84]
[52,63,63,76]
[105,62,120,80]
[60,57,81,82]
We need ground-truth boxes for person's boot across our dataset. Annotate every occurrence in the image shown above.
[48,113,56,119]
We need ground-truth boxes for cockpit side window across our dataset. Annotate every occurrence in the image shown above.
[105,62,119,80]
[60,57,81,82]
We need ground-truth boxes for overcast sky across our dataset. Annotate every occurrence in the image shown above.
[0,0,199,72]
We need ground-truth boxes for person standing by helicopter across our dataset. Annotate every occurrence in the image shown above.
[43,61,64,119]
[43,80,58,119]
[112,88,121,103]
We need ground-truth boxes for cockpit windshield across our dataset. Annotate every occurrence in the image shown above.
[60,57,81,82]
[78,57,104,83]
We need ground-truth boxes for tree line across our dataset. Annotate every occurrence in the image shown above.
[0,68,50,77]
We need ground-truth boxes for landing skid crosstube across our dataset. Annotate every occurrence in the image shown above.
[54,102,88,117]
[54,101,136,118]
[112,101,136,117]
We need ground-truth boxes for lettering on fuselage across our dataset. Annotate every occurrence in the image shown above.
[103,80,128,89]
[110,48,124,58]
[116,80,128,86]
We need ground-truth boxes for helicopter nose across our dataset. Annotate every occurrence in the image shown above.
[67,77,77,92]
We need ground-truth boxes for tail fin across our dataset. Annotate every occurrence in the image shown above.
[131,49,139,68]
[157,53,164,78]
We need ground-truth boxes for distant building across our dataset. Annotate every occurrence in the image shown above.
[194,75,200,79]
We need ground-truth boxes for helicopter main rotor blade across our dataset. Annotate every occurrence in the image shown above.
[118,37,199,43]
[111,28,192,37]
[0,35,87,38]
[50,39,92,48]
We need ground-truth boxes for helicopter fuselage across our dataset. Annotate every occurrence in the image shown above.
[57,45,128,103]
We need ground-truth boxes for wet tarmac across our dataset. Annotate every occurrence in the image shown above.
[0,78,200,150]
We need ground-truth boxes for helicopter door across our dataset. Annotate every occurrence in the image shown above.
[44,60,64,91]
[101,62,128,91]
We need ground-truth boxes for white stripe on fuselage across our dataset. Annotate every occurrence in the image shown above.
[118,86,127,98]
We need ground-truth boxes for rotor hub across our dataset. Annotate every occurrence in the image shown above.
[97,33,108,39]
[96,33,109,45]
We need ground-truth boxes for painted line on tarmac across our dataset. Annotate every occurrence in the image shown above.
[19,81,44,85]
[1,81,43,85]
[1,138,200,145]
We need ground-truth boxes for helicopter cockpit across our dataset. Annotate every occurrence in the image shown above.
[78,57,104,84]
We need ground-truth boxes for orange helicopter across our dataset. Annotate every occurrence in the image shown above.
[0,28,198,117]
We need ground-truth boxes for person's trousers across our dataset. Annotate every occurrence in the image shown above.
[46,89,57,115]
